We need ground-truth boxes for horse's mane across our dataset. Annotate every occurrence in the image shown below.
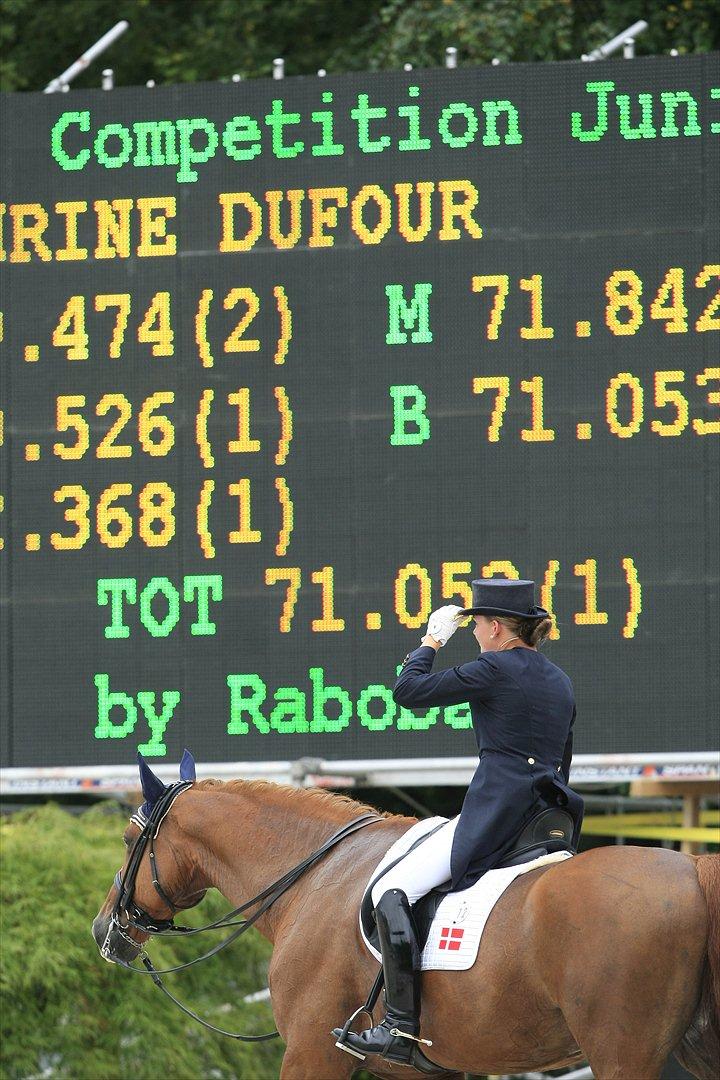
[195,777,408,825]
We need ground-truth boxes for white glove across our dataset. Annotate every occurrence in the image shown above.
[425,605,464,646]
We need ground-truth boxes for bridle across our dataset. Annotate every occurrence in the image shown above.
[102,780,382,1041]
[109,781,194,940]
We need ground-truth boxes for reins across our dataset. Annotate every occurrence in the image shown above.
[104,781,383,1040]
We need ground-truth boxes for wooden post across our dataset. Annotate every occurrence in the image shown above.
[629,779,719,855]
[681,793,700,854]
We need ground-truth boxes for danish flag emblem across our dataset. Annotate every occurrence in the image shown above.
[438,926,464,951]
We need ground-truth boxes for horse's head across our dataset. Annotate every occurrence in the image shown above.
[92,750,208,964]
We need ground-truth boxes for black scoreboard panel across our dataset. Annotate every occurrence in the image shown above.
[1,54,718,768]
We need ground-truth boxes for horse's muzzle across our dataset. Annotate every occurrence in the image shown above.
[92,912,142,964]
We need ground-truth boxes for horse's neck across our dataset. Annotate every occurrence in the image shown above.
[185,786,371,941]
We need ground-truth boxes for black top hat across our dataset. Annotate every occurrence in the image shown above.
[458,579,549,620]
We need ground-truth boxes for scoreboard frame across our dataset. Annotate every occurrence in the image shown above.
[1,53,718,787]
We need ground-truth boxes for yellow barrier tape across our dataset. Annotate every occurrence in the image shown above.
[582,818,720,843]
[587,810,719,827]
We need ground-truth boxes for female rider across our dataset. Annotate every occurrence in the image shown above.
[334,578,584,1069]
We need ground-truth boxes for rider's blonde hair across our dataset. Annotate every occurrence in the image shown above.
[492,613,553,647]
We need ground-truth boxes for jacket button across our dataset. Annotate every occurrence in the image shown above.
[527,757,535,764]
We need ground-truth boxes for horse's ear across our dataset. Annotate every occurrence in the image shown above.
[179,748,196,782]
[137,752,166,808]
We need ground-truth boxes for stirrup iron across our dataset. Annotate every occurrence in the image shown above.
[333,1003,374,1061]
[333,966,384,1060]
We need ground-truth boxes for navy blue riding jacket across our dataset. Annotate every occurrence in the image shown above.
[394,645,584,891]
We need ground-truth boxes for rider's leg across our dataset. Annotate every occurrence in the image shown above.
[333,818,459,1066]
[370,816,460,907]
[342,888,421,1064]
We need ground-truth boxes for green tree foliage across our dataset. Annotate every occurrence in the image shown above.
[0,802,283,1080]
[0,0,717,93]
[357,0,720,68]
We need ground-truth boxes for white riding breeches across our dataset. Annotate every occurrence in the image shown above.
[371,816,460,907]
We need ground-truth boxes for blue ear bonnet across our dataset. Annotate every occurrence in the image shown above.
[179,748,196,781]
[136,749,196,822]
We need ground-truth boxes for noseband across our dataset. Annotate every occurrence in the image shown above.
[102,781,382,1041]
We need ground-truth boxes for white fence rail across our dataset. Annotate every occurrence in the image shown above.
[1,752,717,795]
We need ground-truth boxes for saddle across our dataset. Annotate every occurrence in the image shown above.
[361,807,575,953]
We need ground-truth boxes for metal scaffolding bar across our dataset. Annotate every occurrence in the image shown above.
[584,20,648,61]
[44,20,129,92]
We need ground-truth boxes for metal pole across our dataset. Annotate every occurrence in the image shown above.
[584,19,648,61]
[445,46,457,69]
[273,57,284,80]
[101,68,114,90]
[623,37,636,59]
[44,20,129,92]
[384,786,434,818]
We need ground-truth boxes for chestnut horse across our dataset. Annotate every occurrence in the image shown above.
[93,774,719,1080]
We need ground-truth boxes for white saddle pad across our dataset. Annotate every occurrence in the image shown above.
[360,817,573,971]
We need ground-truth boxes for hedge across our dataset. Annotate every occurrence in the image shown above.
[0,802,284,1080]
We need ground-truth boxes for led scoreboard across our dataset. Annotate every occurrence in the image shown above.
[1,54,718,775]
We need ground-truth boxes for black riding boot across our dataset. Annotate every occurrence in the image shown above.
[333,888,426,1067]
